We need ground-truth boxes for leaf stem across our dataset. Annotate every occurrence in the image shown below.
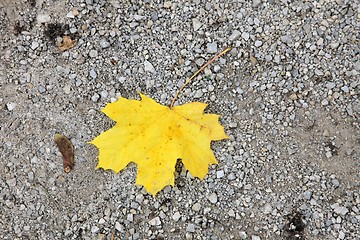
[170,46,233,108]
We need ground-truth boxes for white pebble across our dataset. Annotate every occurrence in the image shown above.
[194,89,203,98]
[254,40,263,47]
[208,193,218,204]
[229,30,241,41]
[149,216,161,226]
[172,211,181,222]
[321,99,329,106]
[91,226,99,234]
[31,41,39,50]
[186,223,195,233]
[192,18,202,31]
[241,32,250,41]
[207,42,218,53]
[89,50,98,58]
[144,60,155,73]
[216,170,224,178]
[63,85,71,94]
[163,1,172,8]
[6,102,17,111]
[192,203,201,212]
[37,13,51,23]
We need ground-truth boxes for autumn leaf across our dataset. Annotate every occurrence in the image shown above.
[90,47,232,196]
[90,93,228,196]
[54,133,74,173]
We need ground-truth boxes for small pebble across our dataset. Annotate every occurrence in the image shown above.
[6,102,17,111]
[241,32,250,41]
[91,226,99,234]
[254,40,263,47]
[63,85,71,94]
[207,42,218,53]
[172,212,181,222]
[192,203,201,212]
[216,170,224,178]
[144,60,155,73]
[208,193,218,204]
[194,89,203,98]
[321,99,329,106]
[37,13,51,23]
[186,223,195,233]
[89,69,97,79]
[192,18,202,31]
[163,1,172,8]
[6,178,17,187]
[149,217,161,226]
[229,30,241,41]
[31,41,39,50]
[89,50,98,58]
[99,39,110,48]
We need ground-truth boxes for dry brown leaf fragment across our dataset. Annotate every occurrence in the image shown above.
[56,35,77,51]
[54,133,74,173]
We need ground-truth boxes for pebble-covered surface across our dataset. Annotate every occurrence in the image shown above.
[0,0,359,239]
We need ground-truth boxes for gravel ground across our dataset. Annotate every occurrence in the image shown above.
[1,0,359,239]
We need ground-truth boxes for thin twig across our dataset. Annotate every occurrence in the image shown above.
[170,46,233,108]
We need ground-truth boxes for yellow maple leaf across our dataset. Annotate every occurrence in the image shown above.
[90,47,232,196]
[90,93,228,196]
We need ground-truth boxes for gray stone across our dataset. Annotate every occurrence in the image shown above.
[229,30,241,41]
[241,32,250,41]
[207,42,218,53]
[63,85,71,94]
[163,1,172,8]
[254,40,263,47]
[31,41,39,50]
[6,178,16,187]
[91,93,100,102]
[208,193,217,204]
[192,18,202,31]
[89,69,97,79]
[195,58,205,66]
[149,217,161,226]
[341,86,349,93]
[89,50,98,58]
[91,226,99,234]
[186,223,195,232]
[66,11,75,18]
[332,179,340,188]
[321,99,329,106]
[194,89,203,98]
[172,211,181,222]
[192,203,201,212]
[99,39,110,48]
[216,170,224,178]
[253,0,261,7]
[115,222,123,231]
[100,90,108,99]
[37,13,51,23]
[326,82,335,89]
[6,102,17,111]
[118,76,126,84]
[239,231,248,239]
[331,203,349,215]
[144,60,155,73]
